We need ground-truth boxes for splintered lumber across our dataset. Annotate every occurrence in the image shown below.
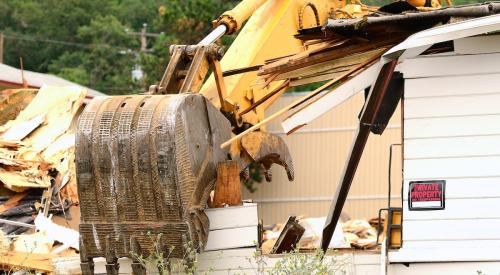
[220,53,381,148]
[0,251,53,273]
[0,86,85,193]
[0,169,51,192]
[276,48,385,84]
[0,218,36,228]
[0,86,85,160]
[0,192,27,214]
[211,161,242,207]
[271,216,305,254]
[258,35,402,77]
[0,89,37,126]
[1,114,45,141]
[0,140,20,149]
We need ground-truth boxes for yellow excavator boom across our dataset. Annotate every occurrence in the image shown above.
[201,0,350,126]
[75,2,382,273]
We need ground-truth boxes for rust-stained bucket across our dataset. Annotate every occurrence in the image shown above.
[76,94,231,262]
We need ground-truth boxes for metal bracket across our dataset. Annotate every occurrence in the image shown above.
[151,44,225,95]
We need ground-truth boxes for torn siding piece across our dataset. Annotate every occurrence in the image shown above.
[34,214,79,252]
[0,114,46,141]
[8,86,85,160]
[0,89,38,125]
[0,169,51,192]
[0,86,85,193]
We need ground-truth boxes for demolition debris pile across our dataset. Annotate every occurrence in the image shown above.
[0,86,84,273]
[262,216,381,254]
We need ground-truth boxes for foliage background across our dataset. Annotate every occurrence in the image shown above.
[0,0,484,95]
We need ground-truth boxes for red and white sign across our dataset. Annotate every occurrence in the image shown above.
[409,180,445,210]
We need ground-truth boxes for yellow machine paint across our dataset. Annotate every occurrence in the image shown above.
[200,0,350,126]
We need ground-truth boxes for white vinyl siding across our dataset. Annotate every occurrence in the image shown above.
[391,35,500,263]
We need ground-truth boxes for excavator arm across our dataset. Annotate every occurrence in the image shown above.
[75,1,374,273]
[201,0,350,126]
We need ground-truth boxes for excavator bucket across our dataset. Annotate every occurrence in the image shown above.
[75,93,231,272]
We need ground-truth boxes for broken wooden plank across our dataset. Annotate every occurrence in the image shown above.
[221,53,381,149]
[271,216,305,254]
[275,48,385,82]
[258,36,403,76]
[211,161,242,207]
[0,251,53,273]
[0,89,38,126]
[0,218,35,229]
[1,86,86,161]
[0,169,51,192]
[1,114,46,141]
[0,140,21,149]
[0,192,27,214]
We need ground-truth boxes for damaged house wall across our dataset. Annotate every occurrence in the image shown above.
[242,92,403,224]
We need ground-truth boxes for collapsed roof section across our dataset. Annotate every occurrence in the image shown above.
[295,2,500,40]
[325,2,500,35]
[252,2,500,135]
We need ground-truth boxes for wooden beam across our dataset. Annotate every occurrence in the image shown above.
[0,251,53,273]
[210,161,242,207]
[321,60,398,251]
[220,53,382,149]
[0,192,27,214]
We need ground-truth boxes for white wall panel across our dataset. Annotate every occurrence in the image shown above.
[403,219,500,241]
[389,247,500,263]
[404,115,500,139]
[402,240,500,249]
[400,46,500,263]
[405,135,500,159]
[405,93,500,119]
[404,156,500,180]
[400,52,500,78]
[402,177,500,199]
[403,198,500,220]
[405,74,500,98]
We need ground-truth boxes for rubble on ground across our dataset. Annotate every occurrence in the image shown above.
[262,215,382,253]
[0,86,84,273]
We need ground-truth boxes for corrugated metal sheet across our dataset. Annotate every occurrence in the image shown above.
[242,91,402,224]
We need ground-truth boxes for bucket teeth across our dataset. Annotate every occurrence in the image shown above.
[76,94,231,265]
[234,131,295,182]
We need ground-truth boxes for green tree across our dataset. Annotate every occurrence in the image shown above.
[1,0,486,95]
[0,0,240,94]
[1,0,113,72]
[140,0,239,87]
[48,15,140,94]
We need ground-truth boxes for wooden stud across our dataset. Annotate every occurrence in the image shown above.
[220,53,381,149]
